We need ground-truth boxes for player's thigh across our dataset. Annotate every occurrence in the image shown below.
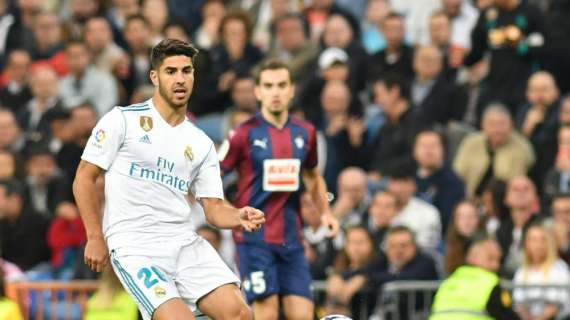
[175,238,241,314]
[154,298,195,320]
[109,248,180,320]
[237,243,279,303]
[275,245,313,301]
[197,283,252,320]
[282,295,314,320]
[250,294,279,320]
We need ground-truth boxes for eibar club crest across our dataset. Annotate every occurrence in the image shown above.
[184,146,194,161]
[140,116,153,132]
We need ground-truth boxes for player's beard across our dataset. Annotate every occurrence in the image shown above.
[158,79,190,109]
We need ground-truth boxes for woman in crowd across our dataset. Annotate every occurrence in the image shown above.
[514,223,570,320]
[444,200,484,275]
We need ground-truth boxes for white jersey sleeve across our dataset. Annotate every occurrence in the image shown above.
[191,143,224,201]
[82,107,125,170]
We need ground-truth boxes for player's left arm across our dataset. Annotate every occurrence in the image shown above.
[199,198,265,231]
[303,168,339,237]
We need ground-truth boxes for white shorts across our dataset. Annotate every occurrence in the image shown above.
[109,237,240,320]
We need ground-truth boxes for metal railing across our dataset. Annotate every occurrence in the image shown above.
[373,281,570,320]
[5,280,99,320]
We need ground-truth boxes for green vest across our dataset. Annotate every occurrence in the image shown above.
[430,265,499,320]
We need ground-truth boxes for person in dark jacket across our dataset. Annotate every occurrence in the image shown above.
[0,179,50,271]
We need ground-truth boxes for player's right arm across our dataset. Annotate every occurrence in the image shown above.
[73,160,107,272]
[73,107,125,272]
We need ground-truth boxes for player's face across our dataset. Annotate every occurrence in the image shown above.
[255,68,295,116]
[151,55,194,109]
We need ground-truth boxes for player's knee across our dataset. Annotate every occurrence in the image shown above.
[224,303,252,320]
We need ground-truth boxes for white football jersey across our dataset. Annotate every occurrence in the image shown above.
[81,99,224,249]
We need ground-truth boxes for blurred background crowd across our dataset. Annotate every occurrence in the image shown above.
[2,0,570,319]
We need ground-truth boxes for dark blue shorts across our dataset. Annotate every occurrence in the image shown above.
[237,243,313,303]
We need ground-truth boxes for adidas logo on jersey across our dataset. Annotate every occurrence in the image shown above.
[139,135,152,144]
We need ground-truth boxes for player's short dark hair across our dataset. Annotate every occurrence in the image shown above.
[0,178,25,198]
[374,72,410,101]
[150,39,199,70]
[255,59,292,85]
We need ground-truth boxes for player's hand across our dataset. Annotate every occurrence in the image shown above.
[321,211,339,237]
[238,206,265,232]
[84,235,109,272]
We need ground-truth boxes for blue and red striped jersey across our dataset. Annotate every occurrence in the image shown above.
[220,113,318,246]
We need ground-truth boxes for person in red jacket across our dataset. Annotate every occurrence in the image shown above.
[47,202,86,279]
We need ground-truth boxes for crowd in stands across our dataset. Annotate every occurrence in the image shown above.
[1,0,570,319]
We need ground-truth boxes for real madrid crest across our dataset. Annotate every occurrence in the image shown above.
[184,146,194,161]
[154,285,166,298]
[140,116,153,132]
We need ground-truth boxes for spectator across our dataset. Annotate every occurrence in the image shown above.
[453,104,535,197]
[0,150,16,180]
[59,40,119,117]
[106,0,141,48]
[0,50,32,113]
[549,194,570,266]
[516,71,561,189]
[497,176,542,278]
[210,10,263,113]
[367,13,414,83]
[428,11,462,81]
[17,66,62,139]
[142,0,170,45]
[360,0,389,54]
[366,226,439,319]
[47,202,86,279]
[0,267,23,320]
[121,15,153,99]
[332,167,370,228]
[23,145,70,217]
[303,0,359,43]
[463,0,547,115]
[444,200,484,275]
[0,178,50,271]
[263,13,318,84]
[241,0,297,52]
[441,0,479,58]
[301,191,342,281]
[514,223,570,320]
[297,47,358,122]
[64,0,102,40]
[325,226,376,319]
[387,165,442,253]
[194,0,226,50]
[359,73,417,180]
[363,191,398,245]
[480,178,509,236]
[83,17,127,74]
[0,109,25,154]
[321,13,368,94]
[543,125,570,207]
[317,81,364,190]
[84,266,138,320]
[414,129,465,232]
[29,11,68,76]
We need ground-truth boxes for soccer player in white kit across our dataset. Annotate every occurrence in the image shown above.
[73,39,265,320]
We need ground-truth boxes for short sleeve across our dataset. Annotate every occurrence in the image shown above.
[304,125,318,169]
[192,143,224,200]
[81,107,125,170]
[219,128,245,172]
